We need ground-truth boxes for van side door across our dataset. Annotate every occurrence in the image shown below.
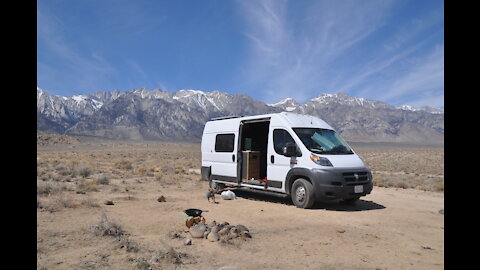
[210,133,238,183]
[267,128,297,191]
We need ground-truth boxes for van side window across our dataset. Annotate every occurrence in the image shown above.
[273,129,295,155]
[215,134,235,152]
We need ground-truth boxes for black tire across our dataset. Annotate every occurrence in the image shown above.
[342,197,360,204]
[291,178,316,209]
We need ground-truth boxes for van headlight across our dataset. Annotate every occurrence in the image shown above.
[310,154,333,167]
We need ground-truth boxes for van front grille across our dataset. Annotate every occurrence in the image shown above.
[342,172,368,183]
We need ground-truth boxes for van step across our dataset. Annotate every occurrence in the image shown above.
[237,187,289,198]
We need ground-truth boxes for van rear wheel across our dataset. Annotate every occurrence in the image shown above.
[291,178,315,209]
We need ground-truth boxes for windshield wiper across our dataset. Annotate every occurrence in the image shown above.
[310,148,325,154]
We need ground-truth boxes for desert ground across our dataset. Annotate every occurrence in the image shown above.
[37,135,444,270]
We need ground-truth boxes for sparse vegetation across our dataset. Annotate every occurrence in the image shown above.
[43,195,77,212]
[77,164,92,178]
[356,147,444,192]
[37,140,443,270]
[77,179,98,193]
[115,159,133,170]
[95,175,110,185]
[37,182,66,196]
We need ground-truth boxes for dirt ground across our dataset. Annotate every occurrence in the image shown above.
[37,140,444,270]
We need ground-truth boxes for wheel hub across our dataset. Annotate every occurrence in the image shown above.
[296,186,306,202]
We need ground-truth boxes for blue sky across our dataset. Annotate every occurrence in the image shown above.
[37,0,444,107]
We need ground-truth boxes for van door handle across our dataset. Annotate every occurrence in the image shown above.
[232,154,235,162]
[271,155,274,164]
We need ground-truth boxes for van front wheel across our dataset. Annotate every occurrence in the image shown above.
[291,178,315,209]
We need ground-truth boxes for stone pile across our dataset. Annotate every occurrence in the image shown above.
[188,220,251,244]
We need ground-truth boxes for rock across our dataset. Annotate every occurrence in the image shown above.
[189,224,206,238]
[336,229,346,233]
[211,225,221,233]
[104,200,114,205]
[218,226,231,235]
[239,231,252,239]
[226,231,239,240]
[234,224,249,233]
[208,220,217,228]
[184,238,192,245]
[208,231,220,242]
[157,196,166,202]
[230,227,240,235]
[204,230,210,239]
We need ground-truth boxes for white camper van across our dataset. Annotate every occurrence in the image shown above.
[200,112,373,209]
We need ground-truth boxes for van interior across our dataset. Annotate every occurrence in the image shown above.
[239,120,270,183]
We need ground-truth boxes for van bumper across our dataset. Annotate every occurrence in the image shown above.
[309,168,373,201]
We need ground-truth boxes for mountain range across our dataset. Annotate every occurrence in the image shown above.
[37,87,444,145]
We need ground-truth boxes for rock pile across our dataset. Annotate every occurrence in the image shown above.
[188,220,251,244]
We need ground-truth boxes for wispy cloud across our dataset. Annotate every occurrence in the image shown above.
[236,0,396,103]
[376,44,444,106]
[236,0,444,107]
[37,8,117,94]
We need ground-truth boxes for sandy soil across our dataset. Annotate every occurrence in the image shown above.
[37,141,444,270]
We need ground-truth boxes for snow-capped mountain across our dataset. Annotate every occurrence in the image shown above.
[37,87,444,144]
[397,105,444,114]
[269,98,301,112]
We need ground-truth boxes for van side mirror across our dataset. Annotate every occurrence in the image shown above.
[283,142,299,157]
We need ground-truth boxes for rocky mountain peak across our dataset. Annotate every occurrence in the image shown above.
[37,87,444,145]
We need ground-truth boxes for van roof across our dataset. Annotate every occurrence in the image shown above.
[204,112,334,133]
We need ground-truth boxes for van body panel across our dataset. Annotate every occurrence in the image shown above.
[317,154,365,168]
[267,125,302,193]
[201,112,373,203]
[201,130,238,178]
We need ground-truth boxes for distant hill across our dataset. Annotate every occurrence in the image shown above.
[37,130,81,146]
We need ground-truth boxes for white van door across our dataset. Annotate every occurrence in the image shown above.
[210,133,238,183]
[267,128,297,190]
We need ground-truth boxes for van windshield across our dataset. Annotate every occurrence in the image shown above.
[293,128,354,155]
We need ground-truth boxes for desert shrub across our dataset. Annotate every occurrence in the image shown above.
[77,179,98,193]
[77,165,92,178]
[95,175,110,185]
[44,195,77,212]
[115,160,133,170]
[50,172,63,182]
[54,163,67,172]
[90,212,139,252]
[80,198,100,208]
[150,246,187,265]
[132,258,152,270]
[37,182,65,196]
[395,181,409,189]
[154,173,163,182]
[434,181,444,191]
[135,167,147,176]
[90,212,124,237]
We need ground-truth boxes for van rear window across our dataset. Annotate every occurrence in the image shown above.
[215,134,235,152]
